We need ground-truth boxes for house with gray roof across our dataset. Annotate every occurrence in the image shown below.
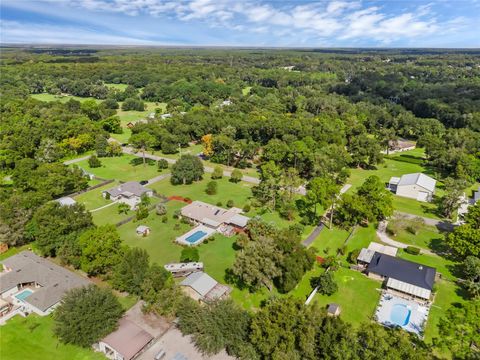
[0,251,90,316]
[103,181,153,210]
[180,271,231,302]
[388,173,436,202]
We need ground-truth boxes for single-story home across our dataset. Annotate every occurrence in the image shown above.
[164,262,204,277]
[180,201,249,231]
[103,182,153,210]
[56,196,77,206]
[327,303,341,317]
[388,173,436,202]
[98,318,153,360]
[357,242,398,266]
[136,225,151,236]
[366,252,436,300]
[0,251,90,316]
[180,271,231,302]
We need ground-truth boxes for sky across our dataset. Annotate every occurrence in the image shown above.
[1,0,479,48]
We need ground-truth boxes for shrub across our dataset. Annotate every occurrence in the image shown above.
[162,215,168,223]
[348,249,361,264]
[310,272,338,296]
[226,200,234,208]
[156,203,167,216]
[216,201,223,207]
[405,246,421,255]
[242,203,251,213]
[157,159,169,171]
[211,166,223,179]
[206,181,218,195]
[180,247,199,262]
[135,206,149,221]
[105,192,111,200]
[88,155,102,168]
[230,169,242,183]
[173,209,181,219]
[174,223,180,230]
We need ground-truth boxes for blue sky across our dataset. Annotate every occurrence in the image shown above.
[1,0,479,47]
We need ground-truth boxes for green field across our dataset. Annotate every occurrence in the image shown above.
[73,182,119,210]
[104,83,129,91]
[389,220,443,249]
[72,155,161,182]
[311,267,381,326]
[0,315,105,360]
[31,93,102,104]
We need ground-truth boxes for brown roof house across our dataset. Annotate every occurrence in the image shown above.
[98,318,154,360]
[0,251,90,316]
[103,182,153,210]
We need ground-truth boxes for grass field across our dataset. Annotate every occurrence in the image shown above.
[72,155,161,182]
[0,315,105,360]
[311,267,381,326]
[73,182,119,210]
[31,93,102,104]
[104,83,129,91]
[388,219,443,249]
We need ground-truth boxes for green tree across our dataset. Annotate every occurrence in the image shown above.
[310,271,338,296]
[157,159,169,171]
[212,166,223,179]
[112,247,150,295]
[141,263,171,303]
[80,99,101,121]
[446,225,480,259]
[437,300,480,359]
[180,247,199,262]
[303,176,339,225]
[30,202,93,257]
[78,225,124,276]
[53,285,124,348]
[230,169,243,183]
[462,256,480,298]
[118,202,130,215]
[155,203,167,215]
[88,154,102,168]
[206,180,218,195]
[171,155,204,185]
[129,132,156,167]
[94,135,109,157]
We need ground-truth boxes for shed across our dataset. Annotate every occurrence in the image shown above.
[327,303,341,316]
[136,225,150,236]
[56,197,77,206]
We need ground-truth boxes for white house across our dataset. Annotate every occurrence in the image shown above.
[55,196,77,206]
[102,182,153,210]
[0,251,90,316]
[388,173,436,202]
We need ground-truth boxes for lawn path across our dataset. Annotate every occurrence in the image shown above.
[394,211,453,231]
[90,200,118,212]
[63,155,91,165]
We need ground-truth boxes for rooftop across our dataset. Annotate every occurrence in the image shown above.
[367,252,436,291]
[397,173,436,192]
[180,271,217,297]
[0,251,90,311]
[101,318,153,360]
[181,201,247,228]
[104,182,150,198]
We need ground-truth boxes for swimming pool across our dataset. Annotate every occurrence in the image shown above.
[185,230,208,244]
[390,304,411,326]
[15,289,33,302]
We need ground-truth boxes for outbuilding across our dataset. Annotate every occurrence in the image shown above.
[388,173,436,202]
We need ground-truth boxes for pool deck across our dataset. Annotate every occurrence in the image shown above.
[375,292,430,336]
[176,225,216,246]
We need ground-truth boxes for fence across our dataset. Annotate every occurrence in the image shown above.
[115,203,158,227]
[69,179,114,198]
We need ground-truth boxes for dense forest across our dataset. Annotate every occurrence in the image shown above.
[1,47,479,360]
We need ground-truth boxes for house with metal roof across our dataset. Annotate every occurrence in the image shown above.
[388,173,436,202]
[180,271,231,302]
[0,251,90,316]
[357,242,398,266]
[180,201,249,230]
[55,196,77,206]
[98,318,154,360]
[366,252,436,300]
[102,181,153,209]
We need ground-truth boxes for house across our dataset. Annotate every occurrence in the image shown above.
[56,196,76,206]
[164,262,204,277]
[381,139,416,154]
[180,201,249,231]
[98,318,153,360]
[0,251,90,316]
[357,242,398,266]
[103,182,153,209]
[180,272,231,302]
[366,252,436,300]
[388,173,436,202]
[327,303,341,317]
[136,225,150,236]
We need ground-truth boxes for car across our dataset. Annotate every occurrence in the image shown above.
[154,349,166,360]
[139,180,148,185]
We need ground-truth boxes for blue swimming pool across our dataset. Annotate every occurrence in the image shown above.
[185,230,208,244]
[390,304,411,326]
[15,289,33,302]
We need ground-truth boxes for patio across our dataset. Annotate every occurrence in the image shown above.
[375,292,430,336]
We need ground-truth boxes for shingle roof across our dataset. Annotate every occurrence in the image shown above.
[0,251,90,311]
[101,318,153,360]
[104,182,150,198]
[180,271,217,297]
[367,252,436,290]
[181,201,248,228]
[398,173,436,193]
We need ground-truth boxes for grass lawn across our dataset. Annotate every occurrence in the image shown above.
[31,93,102,104]
[72,155,161,182]
[90,203,135,226]
[389,220,444,250]
[242,86,252,96]
[73,182,119,210]
[308,226,350,256]
[0,315,105,360]
[104,83,129,91]
[392,195,441,219]
[311,267,381,326]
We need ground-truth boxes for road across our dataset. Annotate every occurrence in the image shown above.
[63,155,91,165]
